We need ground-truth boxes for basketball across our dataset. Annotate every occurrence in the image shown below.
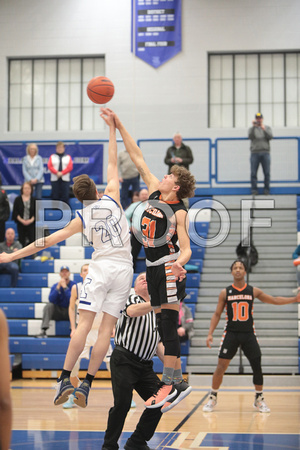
[86,76,115,104]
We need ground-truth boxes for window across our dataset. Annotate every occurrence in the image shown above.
[208,52,300,128]
[8,57,105,132]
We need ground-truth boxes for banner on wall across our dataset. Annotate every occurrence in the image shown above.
[0,143,103,186]
[131,0,181,68]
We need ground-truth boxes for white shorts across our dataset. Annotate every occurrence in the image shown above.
[78,260,133,319]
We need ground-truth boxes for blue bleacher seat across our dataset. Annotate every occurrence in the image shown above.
[9,337,69,353]
[0,288,42,302]
[185,288,198,303]
[132,274,200,289]
[7,320,28,335]
[135,260,146,273]
[1,304,35,319]
[21,260,54,273]
[189,259,203,273]
[191,245,206,259]
[84,247,94,258]
[180,340,190,355]
[69,197,83,210]
[5,220,17,234]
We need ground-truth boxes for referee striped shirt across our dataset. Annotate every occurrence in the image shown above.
[114,294,160,361]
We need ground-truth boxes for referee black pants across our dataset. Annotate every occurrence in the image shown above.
[102,348,162,449]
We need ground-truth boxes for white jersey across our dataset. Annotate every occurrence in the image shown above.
[77,195,132,266]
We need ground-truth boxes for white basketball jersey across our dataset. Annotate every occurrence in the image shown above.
[77,195,132,266]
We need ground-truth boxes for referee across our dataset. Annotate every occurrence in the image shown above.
[102,272,164,450]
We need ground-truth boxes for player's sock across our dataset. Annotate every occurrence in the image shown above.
[173,368,183,385]
[211,389,218,398]
[255,390,263,399]
[161,367,174,385]
[85,373,95,387]
[60,369,71,381]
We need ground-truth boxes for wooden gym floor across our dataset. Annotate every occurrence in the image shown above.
[10,379,300,449]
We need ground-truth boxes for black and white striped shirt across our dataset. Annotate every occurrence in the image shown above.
[114,294,159,361]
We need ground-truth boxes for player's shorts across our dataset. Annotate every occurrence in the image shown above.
[78,260,133,319]
[146,260,186,308]
[218,330,261,361]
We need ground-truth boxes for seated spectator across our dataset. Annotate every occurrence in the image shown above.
[36,266,75,338]
[12,182,36,248]
[177,299,194,342]
[22,143,45,200]
[125,188,149,271]
[0,174,10,243]
[0,228,22,287]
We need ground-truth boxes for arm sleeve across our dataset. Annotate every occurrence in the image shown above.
[22,158,31,182]
[48,283,59,304]
[12,197,22,222]
[48,155,58,175]
[164,147,173,165]
[263,126,273,140]
[36,156,44,181]
[61,156,73,175]
[181,146,194,165]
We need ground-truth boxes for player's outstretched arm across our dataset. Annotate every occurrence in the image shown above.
[100,110,120,204]
[0,217,83,264]
[100,108,160,193]
[254,287,300,305]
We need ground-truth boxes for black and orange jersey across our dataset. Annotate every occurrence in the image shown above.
[225,284,255,333]
[141,190,187,264]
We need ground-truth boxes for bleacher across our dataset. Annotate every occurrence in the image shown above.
[1,196,207,379]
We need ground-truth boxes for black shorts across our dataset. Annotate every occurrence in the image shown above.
[218,330,261,361]
[146,261,186,308]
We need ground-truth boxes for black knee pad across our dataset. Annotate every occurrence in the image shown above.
[156,312,164,344]
[161,309,180,357]
[249,357,263,386]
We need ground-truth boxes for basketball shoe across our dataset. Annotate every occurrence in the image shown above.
[74,380,91,408]
[254,395,270,413]
[161,379,192,413]
[63,390,77,409]
[145,381,177,409]
[54,378,74,406]
[202,394,217,412]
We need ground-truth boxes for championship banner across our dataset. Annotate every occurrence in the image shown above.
[0,143,103,185]
[131,0,181,68]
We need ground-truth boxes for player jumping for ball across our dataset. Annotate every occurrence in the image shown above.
[100,107,195,412]
[0,111,133,408]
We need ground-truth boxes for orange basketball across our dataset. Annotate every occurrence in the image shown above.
[86,76,115,104]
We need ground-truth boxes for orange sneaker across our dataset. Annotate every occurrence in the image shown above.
[161,379,192,413]
[145,382,177,409]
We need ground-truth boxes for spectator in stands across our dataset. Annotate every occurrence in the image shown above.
[117,148,140,210]
[292,244,300,293]
[164,132,194,173]
[48,141,73,205]
[102,272,164,450]
[0,228,22,287]
[36,265,75,338]
[177,299,194,343]
[0,309,12,450]
[125,188,149,271]
[0,174,10,243]
[248,113,273,196]
[202,259,300,414]
[63,263,112,409]
[12,182,36,248]
[22,143,44,200]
